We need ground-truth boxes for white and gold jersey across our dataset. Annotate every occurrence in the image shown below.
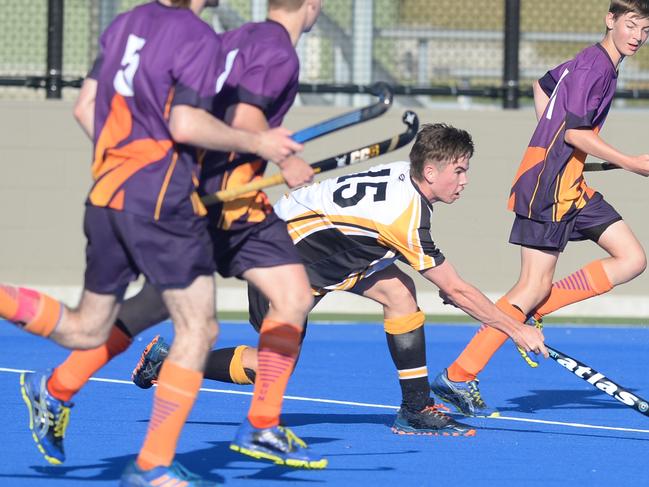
[274,161,445,294]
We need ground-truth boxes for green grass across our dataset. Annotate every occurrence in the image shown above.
[217,310,649,326]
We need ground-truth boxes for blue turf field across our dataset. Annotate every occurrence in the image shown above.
[1,320,648,486]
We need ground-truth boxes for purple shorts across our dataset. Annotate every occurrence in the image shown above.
[84,205,215,295]
[509,192,622,252]
[209,212,302,279]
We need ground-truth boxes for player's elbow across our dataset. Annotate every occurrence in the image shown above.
[168,105,197,145]
[564,129,576,145]
[564,127,590,146]
[441,283,468,307]
[73,99,90,125]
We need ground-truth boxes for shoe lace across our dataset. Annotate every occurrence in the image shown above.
[467,381,488,408]
[169,461,200,481]
[277,425,307,450]
[34,394,55,438]
[421,403,452,420]
[53,406,70,438]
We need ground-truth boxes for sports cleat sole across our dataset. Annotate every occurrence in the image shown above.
[131,335,165,388]
[20,373,62,465]
[391,426,477,437]
[230,444,328,469]
[434,396,500,418]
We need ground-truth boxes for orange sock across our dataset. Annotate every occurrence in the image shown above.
[47,325,132,402]
[136,360,202,470]
[447,297,525,382]
[0,285,62,337]
[534,260,613,320]
[248,319,301,429]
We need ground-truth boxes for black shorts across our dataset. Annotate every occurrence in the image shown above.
[84,205,215,295]
[509,192,622,252]
[209,212,302,278]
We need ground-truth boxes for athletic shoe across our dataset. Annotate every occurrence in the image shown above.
[131,335,169,389]
[230,418,328,469]
[430,369,499,418]
[391,401,476,436]
[120,460,217,486]
[20,370,72,464]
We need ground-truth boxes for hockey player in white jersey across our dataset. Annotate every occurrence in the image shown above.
[134,123,547,436]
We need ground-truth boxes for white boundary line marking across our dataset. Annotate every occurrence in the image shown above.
[2,366,648,434]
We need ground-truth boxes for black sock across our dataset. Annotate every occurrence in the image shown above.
[204,347,255,384]
[386,326,429,412]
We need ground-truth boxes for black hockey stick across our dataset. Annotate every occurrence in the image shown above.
[548,344,649,417]
[202,110,419,205]
[584,161,620,171]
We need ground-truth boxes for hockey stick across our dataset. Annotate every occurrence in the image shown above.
[201,110,419,205]
[290,81,393,143]
[584,161,620,172]
[547,344,649,418]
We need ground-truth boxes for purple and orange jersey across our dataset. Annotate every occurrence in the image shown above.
[508,44,617,222]
[87,2,221,220]
[199,20,300,231]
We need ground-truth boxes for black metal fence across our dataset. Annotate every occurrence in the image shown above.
[2,0,649,107]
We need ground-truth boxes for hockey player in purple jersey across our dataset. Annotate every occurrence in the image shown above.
[5,1,303,485]
[433,0,649,419]
[21,0,328,476]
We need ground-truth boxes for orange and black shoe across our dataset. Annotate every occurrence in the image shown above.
[391,400,476,436]
[131,335,169,389]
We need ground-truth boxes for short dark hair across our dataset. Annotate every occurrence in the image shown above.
[269,0,305,11]
[609,0,649,19]
[169,0,191,8]
[409,123,474,181]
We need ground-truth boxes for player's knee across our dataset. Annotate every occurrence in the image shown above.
[77,325,113,349]
[382,278,417,314]
[630,248,647,275]
[295,288,314,314]
[175,318,219,348]
[273,286,313,317]
[197,319,219,348]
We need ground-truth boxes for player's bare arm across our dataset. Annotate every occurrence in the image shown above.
[532,80,550,121]
[422,261,548,357]
[565,128,649,176]
[73,78,97,139]
[228,102,314,188]
[169,104,303,162]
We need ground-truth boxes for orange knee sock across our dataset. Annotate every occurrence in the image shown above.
[534,260,613,320]
[248,319,301,429]
[447,297,525,382]
[136,360,202,470]
[47,326,132,402]
[0,285,62,337]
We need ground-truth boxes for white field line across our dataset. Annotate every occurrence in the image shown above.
[2,366,648,434]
